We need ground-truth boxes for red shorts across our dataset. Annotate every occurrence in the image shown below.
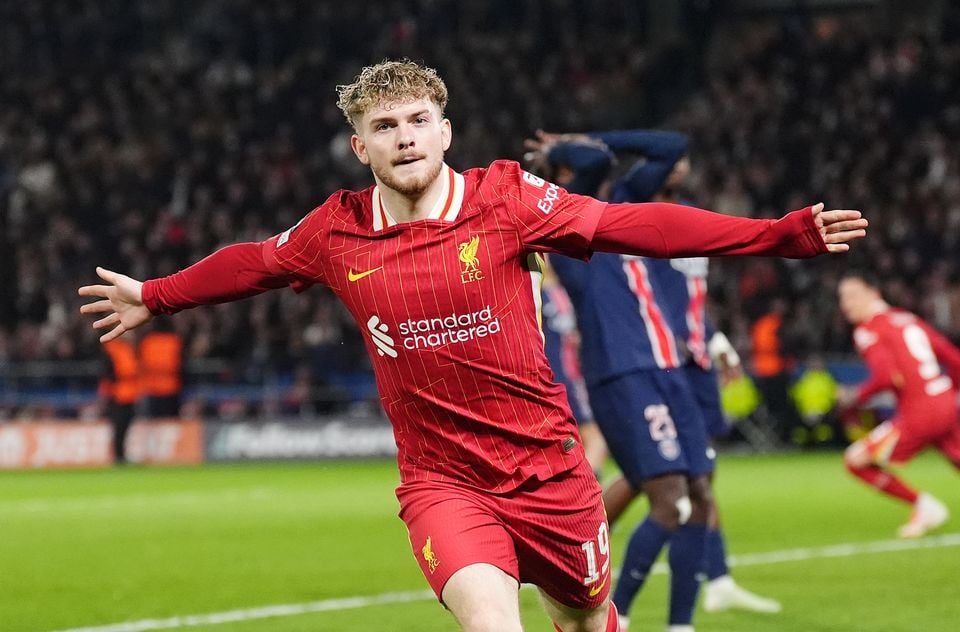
[397,458,611,610]
[864,416,960,465]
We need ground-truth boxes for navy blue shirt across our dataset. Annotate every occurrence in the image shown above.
[547,130,692,384]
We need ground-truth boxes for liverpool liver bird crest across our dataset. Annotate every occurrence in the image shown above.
[458,235,480,272]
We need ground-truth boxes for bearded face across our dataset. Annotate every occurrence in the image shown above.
[369,146,444,196]
[352,98,452,198]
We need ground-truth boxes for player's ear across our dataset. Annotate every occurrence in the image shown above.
[440,118,452,152]
[350,134,370,165]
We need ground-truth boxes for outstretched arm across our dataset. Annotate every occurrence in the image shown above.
[79,241,291,342]
[506,159,865,260]
[590,202,867,258]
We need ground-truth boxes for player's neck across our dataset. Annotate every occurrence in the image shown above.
[865,299,889,320]
[376,165,450,223]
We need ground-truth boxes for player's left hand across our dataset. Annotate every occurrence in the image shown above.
[811,203,868,252]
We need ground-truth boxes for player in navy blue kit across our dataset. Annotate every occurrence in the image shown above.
[527,128,779,630]
[527,129,711,632]
[598,136,780,614]
[644,156,782,615]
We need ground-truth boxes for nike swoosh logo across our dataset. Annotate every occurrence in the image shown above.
[587,574,609,597]
[348,267,383,282]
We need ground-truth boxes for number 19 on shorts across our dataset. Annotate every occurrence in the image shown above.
[581,522,610,585]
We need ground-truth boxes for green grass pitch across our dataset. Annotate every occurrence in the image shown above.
[2,451,958,631]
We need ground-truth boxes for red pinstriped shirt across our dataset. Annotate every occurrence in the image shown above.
[279,160,603,491]
[143,159,828,491]
[854,308,960,422]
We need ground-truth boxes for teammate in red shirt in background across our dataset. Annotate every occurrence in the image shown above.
[838,272,960,538]
[79,60,866,632]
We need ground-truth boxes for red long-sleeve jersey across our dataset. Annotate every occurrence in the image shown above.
[854,308,960,421]
[143,160,827,491]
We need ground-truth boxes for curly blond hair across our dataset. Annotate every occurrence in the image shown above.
[336,59,448,131]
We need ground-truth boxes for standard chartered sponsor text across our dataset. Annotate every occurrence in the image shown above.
[398,305,501,350]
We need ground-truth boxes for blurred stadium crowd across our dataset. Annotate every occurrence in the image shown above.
[2,0,959,413]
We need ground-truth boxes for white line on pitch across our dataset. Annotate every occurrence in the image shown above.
[650,531,960,574]
[48,591,437,632]
[6,488,276,513]
[50,533,960,632]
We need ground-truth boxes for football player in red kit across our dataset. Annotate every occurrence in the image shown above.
[80,60,866,632]
[838,272,960,538]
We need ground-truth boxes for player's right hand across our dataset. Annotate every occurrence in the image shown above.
[78,267,153,343]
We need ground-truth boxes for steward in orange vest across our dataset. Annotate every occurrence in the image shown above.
[139,320,183,418]
[750,311,787,378]
[749,298,802,439]
[99,337,139,463]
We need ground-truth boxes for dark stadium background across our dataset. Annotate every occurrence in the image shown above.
[2,0,956,431]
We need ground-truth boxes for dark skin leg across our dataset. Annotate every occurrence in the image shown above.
[604,472,714,528]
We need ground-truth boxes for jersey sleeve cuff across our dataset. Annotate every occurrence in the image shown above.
[141,279,165,316]
[577,198,609,259]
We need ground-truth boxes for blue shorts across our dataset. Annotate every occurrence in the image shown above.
[683,364,732,439]
[588,368,715,487]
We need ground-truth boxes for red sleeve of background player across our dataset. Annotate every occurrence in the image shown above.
[853,328,897,405]
[919,319,960,386]
[591,202,827,258]
[495,160,607,259]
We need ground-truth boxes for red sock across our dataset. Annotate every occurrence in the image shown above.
[552,602,621,632]
[606,602,621,632]
[846,462,918,504]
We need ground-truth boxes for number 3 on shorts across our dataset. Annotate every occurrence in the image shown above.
[581,522,610,584]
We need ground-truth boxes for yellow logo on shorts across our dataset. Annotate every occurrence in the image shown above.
[588,573,609,597]
[422,536,440,574]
